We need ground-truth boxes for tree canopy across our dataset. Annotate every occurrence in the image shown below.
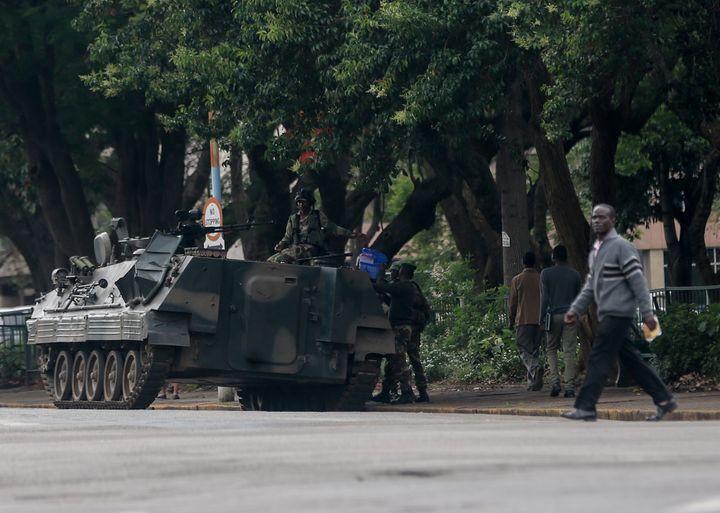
[0,0,718,293]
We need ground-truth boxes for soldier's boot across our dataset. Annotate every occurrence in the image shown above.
[370,389,393,404]
[393,390,416,404]
[416,387,430,403]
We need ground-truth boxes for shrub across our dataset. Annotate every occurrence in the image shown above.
[418,260,526,383]
[653,304,720,382]
[0,345,25,385]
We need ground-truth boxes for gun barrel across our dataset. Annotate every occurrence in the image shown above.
[203,221,275,233]
[295,252,352,263]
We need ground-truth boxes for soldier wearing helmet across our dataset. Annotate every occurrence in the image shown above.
[268,188,361,264]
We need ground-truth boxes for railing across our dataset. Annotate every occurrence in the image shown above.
[0,306,34,385]
[649,285,720,313]
[430,286,720,327]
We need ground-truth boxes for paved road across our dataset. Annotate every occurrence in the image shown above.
[1,409,719,513]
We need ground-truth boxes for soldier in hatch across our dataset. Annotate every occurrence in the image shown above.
[268,188,361,264]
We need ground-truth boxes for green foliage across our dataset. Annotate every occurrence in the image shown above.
[653,304,720,382]
[501,0,719,142]
[419,260,525,382]
[0,345,25,384]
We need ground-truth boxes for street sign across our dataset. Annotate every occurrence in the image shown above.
[203,197,225,249]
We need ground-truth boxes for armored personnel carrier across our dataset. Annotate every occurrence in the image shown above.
[27,211,395,411]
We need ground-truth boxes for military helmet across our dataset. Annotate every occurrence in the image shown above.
[294,188,315,206]
[399,262,416,273]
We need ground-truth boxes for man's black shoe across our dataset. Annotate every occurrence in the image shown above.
[560,408,597,421]
[563,390,575,398]
[416,388,430,403]
[530,366,544,391]
[550,384,561,397]
[370,390,392,404]
[646,398,678,421]
[392,391,416,404]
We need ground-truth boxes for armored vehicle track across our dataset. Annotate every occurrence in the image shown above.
[39,342,173,409]
[238,358,380,411]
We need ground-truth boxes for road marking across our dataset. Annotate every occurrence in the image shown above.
[675,497,720,513]
[0,420,40,427]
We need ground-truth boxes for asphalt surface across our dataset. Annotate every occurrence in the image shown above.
[3,383,720,421]
[1,408,719,513]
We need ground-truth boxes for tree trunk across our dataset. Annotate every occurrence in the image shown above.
[42,134,95,257]
[183,146,211,210]
[236,144,294,261]
[24,141,76,258]
[525,61,591,276]
[0,206,56,294]
[441,190,500,288]
[531,178,553,269]
[589,96,622,207]
[659,167,692,286]
[427,146,503,286]
[156,128,187,230]
[496,77,531,285]
[688,153,720,285]
[371,176,451,259]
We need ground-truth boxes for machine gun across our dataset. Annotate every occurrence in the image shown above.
[294,252,352,266]
[172,209,275,249]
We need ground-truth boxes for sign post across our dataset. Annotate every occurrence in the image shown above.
[208,114,235,402]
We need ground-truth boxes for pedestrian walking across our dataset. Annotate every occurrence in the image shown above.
[509,252,543,391]
[562,204,677,421]
[540,245,582,398]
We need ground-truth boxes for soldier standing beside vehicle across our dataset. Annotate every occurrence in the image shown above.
[371,263,417,404]
[404,263,431,402]
[540,245,581,398]
[268,188,361,264]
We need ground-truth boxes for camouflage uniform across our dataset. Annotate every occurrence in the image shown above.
[268,209,353,264]
[407,281,430,391]
[373,279,416,402]
[381,325,414,396]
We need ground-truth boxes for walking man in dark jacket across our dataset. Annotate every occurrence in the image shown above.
[562,204,677,421]
[540,245,581,398]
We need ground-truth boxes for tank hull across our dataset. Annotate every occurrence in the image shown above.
[29,235,395,410]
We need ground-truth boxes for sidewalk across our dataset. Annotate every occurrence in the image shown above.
[2,384,719,420]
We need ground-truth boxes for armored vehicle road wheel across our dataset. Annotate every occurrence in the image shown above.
[71,351,88,401]
[41,343,172,409]
[103,350,123,402]
[85,350,105,401]
[53,351,72,401]
[122,350,141,401]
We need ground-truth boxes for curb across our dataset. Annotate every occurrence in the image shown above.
[365,404,720,421]
[2,401,719,421]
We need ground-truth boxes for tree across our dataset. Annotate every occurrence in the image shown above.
[0,2,97,260]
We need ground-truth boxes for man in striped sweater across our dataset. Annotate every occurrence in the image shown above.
[561,204,677,421]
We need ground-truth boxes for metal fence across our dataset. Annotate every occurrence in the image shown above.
[649,285,720,312]
[429,286,720,327]
[0,306,34,385]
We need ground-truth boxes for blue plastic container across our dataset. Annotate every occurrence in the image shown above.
[357,247,388,281]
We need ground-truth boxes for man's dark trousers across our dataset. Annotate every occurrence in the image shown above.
[575,315,672,411]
